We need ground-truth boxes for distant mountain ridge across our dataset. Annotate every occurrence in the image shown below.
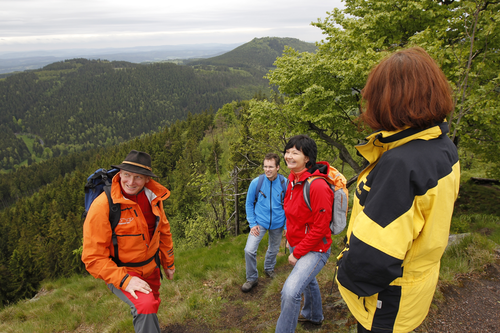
[0,43,244,75]
[0,38,317,76]
[188,37,317,70]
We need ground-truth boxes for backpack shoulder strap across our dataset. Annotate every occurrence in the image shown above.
[254,174,266,204]
[103,184,121,264]
[104,185,120,230]
[302,175,330,212]
[278,174,287,193]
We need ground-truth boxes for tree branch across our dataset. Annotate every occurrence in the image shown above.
[307,121,363,173]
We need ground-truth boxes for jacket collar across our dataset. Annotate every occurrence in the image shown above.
[290,161,331,183]
[356,122,449,164]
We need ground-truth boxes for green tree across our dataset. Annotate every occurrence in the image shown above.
[258,0,500,176]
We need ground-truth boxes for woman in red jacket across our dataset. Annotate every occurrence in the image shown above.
[275,135,333,333]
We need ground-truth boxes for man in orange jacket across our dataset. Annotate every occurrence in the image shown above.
[82,150,175,333]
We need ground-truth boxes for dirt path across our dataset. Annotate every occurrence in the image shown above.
[416,260,500,333]
[161,259,500,333]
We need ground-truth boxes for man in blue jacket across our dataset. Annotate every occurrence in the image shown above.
[242,153,287,292]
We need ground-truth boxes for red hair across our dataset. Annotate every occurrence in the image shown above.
[360,47,453,131]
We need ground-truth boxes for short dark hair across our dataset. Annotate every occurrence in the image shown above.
[283,135,317,168]
[264,153,280,167]
[361,47,453,131]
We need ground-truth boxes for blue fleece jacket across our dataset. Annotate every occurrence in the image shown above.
[245,174,287,230]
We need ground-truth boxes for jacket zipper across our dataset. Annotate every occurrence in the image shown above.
[269,179,273,229]
[117,234,144,239]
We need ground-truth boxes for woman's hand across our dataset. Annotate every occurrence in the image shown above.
[288,253,298,266]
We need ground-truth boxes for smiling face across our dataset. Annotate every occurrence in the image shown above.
[284,146,309,173]
[263,158,279,181]
[120,170,150,196]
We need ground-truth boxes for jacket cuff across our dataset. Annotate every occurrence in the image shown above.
[119,274,130,289]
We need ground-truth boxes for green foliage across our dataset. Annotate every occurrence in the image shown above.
[258,0,500,176]
[450,215,471,234]
[0,125,31,170]
[454,181,500,216]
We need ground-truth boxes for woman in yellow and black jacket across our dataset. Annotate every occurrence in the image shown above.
[336,47,460,333]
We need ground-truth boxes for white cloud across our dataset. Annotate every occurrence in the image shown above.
[0,0,344,52]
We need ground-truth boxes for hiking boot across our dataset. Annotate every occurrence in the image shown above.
[264,270,277,279]
[298,314,323,325]
[241,280,258,292]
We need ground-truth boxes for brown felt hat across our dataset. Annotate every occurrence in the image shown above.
[112,150,158,177]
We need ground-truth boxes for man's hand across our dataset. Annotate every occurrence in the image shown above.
[250,225,260,237]
[124,276,152,299]
[288,253,298,266]
[165,268,175,280]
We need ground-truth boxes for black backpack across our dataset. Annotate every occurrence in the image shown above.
[83,168,120,223]
[83,168,159,268]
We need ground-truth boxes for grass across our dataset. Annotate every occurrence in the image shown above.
[0,275,125,333]
[439,232,498,283]
[19,135,35,154]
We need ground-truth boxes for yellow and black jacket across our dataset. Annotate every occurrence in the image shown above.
[337,122,460,332]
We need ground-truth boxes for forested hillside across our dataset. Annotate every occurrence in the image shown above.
[188,37,317,73]
[0,37,316,173]
[0,59,263,171]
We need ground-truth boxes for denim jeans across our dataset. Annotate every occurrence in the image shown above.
[275,248,331,333]
[244,225,283,281]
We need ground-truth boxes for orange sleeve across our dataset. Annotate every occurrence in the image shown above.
[81,193,131,289]
[157,201,175,271]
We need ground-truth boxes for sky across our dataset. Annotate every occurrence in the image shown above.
[0,0,345,54]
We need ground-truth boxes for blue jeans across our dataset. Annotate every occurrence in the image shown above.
[275,248,331,333]
[244,225,283,281]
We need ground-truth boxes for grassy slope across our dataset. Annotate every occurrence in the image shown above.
[1,182,499,332]
[0,232,346,333]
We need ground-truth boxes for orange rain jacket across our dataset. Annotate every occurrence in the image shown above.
[82,173,174,290]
